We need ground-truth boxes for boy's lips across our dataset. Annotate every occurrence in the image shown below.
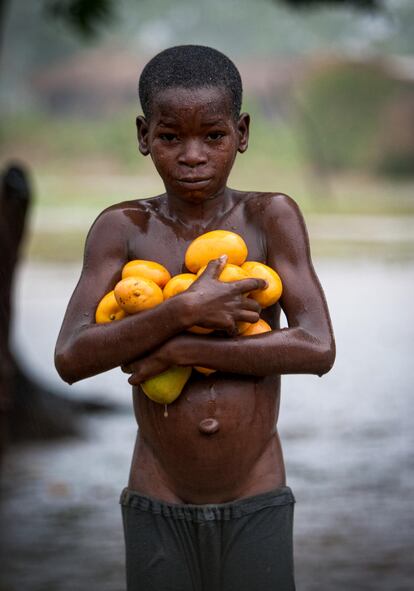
[177,177,211,186]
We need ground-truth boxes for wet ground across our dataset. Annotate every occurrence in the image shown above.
[1,257,413,591]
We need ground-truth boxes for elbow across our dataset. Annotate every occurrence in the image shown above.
[54,348,79,385]
[316,337,336,377]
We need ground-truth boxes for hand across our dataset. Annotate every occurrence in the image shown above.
[121,342,175,385]
[184,256,266,335]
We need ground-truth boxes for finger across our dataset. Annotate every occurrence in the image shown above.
[121,360,140,374]
[129,372,143,386]
[240,297,261,313]
[128,357,170,385]
[129,364,162,385]
[230,277,267,294]
[202,255,228,279]
[235,310,261,325]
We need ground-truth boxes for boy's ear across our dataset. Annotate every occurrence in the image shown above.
[237,113,250,154]
[136,116,150,156]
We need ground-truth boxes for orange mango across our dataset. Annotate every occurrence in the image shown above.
[114,276,163,314]
[122,259,171,288]
[163,273,197,299]
[197,262,250,282]
[185,230,248,273]
[95,290,127,324]
[194,365,216,376]
[241,261,282,308]
[241,318,272,336]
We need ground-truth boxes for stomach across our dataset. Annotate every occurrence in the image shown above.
[130,373,285,503]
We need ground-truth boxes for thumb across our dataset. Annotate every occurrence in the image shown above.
[203,255,227,279]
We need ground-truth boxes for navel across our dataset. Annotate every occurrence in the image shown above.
[198,417,220,435]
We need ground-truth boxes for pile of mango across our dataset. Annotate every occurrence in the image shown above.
[95,230,282,408]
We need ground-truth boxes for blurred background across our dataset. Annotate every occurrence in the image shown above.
[0,0,413,589]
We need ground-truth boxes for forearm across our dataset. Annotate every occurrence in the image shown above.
[55,295,193,384]
[174,327,335,377]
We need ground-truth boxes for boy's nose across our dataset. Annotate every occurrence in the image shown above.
[178,139,207,168]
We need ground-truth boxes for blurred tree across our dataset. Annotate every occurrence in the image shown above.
[47,0,381,38]
[0,0,382,51]
[279,0,381,8]
[0,164,113,453]
[0,0,8,53]
[44,0,115,38]
[298,59,414,177]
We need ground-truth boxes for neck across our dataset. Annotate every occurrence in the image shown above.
[165,187,233,229]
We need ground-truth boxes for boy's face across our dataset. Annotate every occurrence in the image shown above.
[136,86,249,203]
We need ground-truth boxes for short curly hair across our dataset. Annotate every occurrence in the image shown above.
[139,45,243,120]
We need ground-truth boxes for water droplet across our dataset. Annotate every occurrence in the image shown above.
[164,404,168,418]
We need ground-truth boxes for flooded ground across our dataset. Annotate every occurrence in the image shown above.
[1,257,413,591]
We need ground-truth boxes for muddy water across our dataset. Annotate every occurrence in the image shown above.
[1,258,413,591]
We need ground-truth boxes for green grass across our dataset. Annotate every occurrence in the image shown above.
[33,169,164,208]
[0,108,143,173]
[26,230,87,262]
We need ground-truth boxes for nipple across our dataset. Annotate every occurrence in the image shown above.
[198,417,220,435]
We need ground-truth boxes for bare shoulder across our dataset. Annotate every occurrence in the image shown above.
[90,195,161,230]
[85,195,165,249]
[245,191,303,223]
[244,191,310,263]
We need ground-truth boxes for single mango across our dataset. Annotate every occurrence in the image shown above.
[122,259,171,288]
[163,273,197,299]
[95,290,127,324]
[197,262,250,282]
[185,230,248,273]
[114,276,163,314]
[194,365,216,376]
[241,318,272,336]
[141,366,192,405]
[241,261,283,308]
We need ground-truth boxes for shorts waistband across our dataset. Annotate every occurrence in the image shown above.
[120,487,295,522]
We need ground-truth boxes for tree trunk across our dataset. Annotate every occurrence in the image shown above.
[0,163,113,459]
[0,163,29,452]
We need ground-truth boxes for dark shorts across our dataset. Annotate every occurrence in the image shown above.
[120,486,296,591]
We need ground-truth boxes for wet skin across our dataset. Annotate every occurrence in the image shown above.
[55,87,335,504]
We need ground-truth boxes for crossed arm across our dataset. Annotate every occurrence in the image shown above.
[55,196,335,386]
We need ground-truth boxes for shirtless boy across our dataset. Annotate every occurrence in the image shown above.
[55,45,335,591]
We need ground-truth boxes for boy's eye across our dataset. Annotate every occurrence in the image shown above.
[207,131,224,141]
[159,133,178,141]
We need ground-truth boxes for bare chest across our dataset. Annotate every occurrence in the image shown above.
[126,205,267,275]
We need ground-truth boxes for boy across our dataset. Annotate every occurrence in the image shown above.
[55,45,335,591]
